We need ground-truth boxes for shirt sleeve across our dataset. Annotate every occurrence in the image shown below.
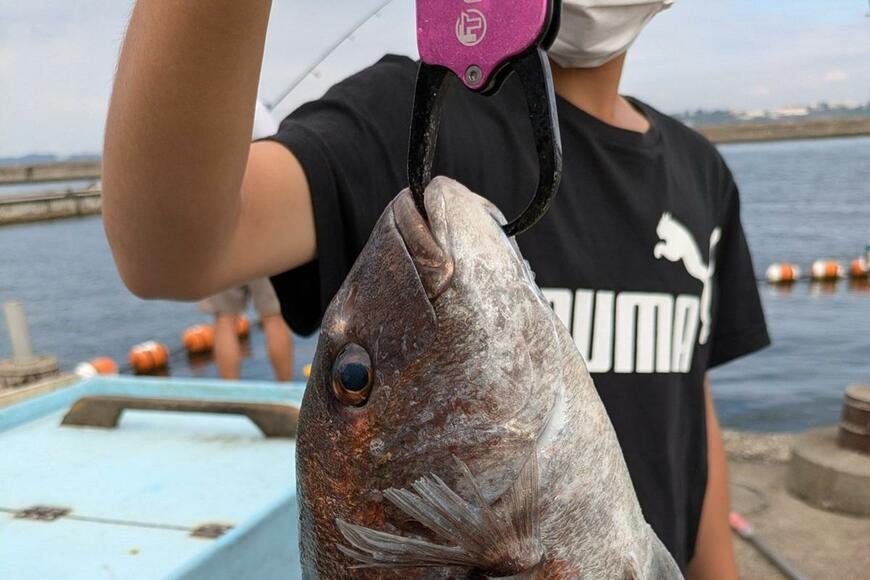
[263,55,417,335]
[708,170,771,368]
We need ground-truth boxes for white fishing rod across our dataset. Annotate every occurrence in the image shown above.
[730,512,808,580]
[265,0,398,112]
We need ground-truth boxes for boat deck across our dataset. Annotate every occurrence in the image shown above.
[0,376,305,579]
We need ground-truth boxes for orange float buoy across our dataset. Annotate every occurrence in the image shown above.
[74,356,119,378]
[235,315,250,338]
[128,341,170,374]
[849,258,869,279]
[810,260,844,281]
[182,324,215,355]
[303,363,312,379]
[765,263,800,284]
[91,356,119,375]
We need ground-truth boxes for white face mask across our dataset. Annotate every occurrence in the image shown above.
[548,0,674,69]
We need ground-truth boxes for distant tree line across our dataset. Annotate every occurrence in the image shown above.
[0,153,101,166]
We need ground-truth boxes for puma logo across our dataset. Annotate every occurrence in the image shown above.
[653,213,721,345]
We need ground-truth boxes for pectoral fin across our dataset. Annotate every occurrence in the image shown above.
[337,452,543,577]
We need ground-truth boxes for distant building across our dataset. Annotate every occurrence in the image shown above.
[769,106,810,118]
[737,109,767,121]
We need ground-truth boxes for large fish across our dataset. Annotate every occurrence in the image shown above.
[297,177,682,579]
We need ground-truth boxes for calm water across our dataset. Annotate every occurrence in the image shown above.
[709,136,870,431]
[0,137,868,431]
[0,180,96,197]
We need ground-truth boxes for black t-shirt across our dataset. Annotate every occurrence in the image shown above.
[268,54,770,571]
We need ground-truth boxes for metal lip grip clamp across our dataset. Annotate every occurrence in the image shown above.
[408,0,563,237]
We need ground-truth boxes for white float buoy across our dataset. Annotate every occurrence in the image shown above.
[74,357,119,378]
[765,263,800,283]
[810,260,844,281]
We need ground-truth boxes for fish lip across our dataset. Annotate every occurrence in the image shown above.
[393,188,454,301]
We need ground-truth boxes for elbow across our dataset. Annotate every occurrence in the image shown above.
[103,202,218,303]
[117,266,161,300]
[116,261,212,302]
[107,237,216,302]
[125,277,206,303]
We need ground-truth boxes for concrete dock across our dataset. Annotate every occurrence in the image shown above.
[0,160,102,225]
[725,430,870,579]
[0,188,102,225]
[0,160,100,186]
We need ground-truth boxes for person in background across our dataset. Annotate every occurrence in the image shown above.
[102,1,770,577]
[197,100,295,382]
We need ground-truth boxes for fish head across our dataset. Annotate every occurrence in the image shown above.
[298,177,565,577]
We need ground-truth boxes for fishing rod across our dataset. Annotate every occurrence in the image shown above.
[265,0,397,112]
[730,512,808,580]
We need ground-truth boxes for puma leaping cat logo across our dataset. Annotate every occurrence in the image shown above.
[653,213,721,345]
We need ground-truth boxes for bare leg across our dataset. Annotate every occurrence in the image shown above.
[214,314,242,380]
[262,314,294,382]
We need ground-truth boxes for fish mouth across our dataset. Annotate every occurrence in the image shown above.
[393,186,454,301]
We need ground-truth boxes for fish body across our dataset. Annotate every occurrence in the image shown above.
[297,177,682,579]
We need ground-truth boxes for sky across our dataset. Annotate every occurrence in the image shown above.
[0,0,868,157]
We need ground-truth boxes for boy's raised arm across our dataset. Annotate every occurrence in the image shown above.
[103,0,315,300]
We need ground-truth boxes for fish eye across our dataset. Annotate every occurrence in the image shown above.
[332,343,373,407]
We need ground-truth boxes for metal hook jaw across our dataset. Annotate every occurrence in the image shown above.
[407,47,563,238]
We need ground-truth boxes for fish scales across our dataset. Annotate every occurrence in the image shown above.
[297,177,682,579]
